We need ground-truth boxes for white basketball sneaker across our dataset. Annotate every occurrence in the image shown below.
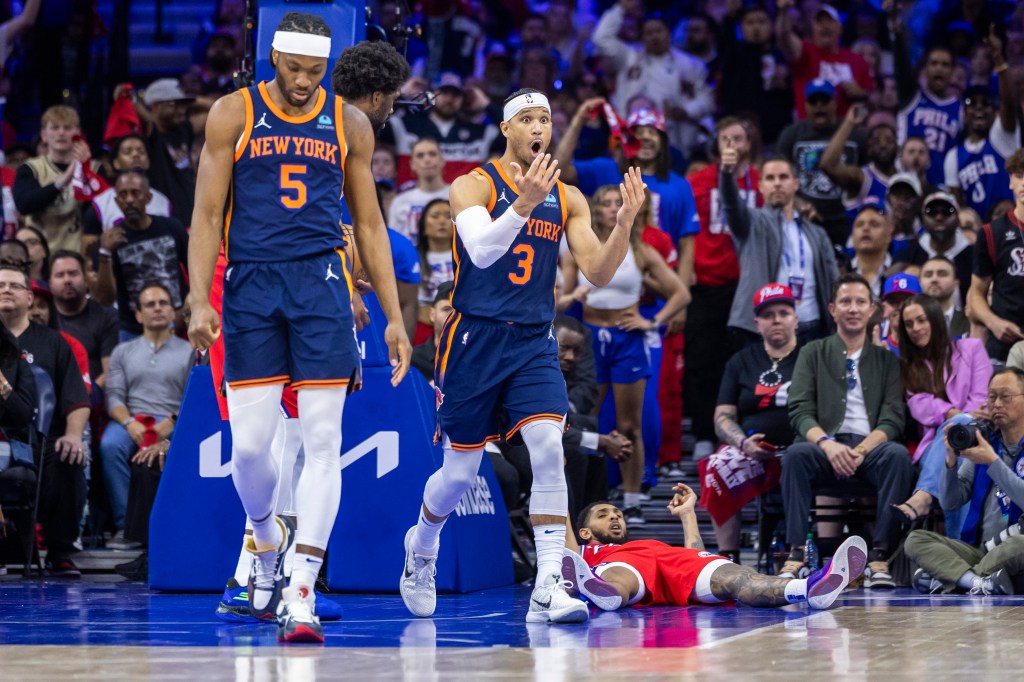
[400,527,438,617]
[526,573,590,624]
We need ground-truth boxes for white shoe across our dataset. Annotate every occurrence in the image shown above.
[400,527,437,617]
[806,535,868,609]
[560,548,623,611]
[277,584,323,643]
[526,573,589,624]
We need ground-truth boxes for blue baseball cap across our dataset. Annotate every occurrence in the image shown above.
[882,273,922,300]
[805,79,835,99]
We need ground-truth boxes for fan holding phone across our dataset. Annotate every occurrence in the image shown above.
[702,283,803,563]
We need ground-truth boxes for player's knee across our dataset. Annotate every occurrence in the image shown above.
[300,420,342,465]
[232,425,278,463]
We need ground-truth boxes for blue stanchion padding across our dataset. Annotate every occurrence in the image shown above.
[355,293,392,368]
[255,1,365,86]
[324,366,513,592]
[151,366,514,593]
[149,366,244,591]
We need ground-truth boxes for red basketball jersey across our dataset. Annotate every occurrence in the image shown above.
[581,540,729,606]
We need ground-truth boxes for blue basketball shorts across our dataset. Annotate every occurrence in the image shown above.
[433,313,569,451]
[222,249,362,391]
[586,324,652,385]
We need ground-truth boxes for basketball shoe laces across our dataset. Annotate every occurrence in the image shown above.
[252,549,279,591]
[411,553,437,588]
[534,577,575,605]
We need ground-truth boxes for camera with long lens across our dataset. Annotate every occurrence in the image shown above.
[947,419,995,453]
[984,519,1024,552]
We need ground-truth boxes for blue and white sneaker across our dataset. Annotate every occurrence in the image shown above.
[806,535,868,609]
[216,577,344,623]
[246,516,295,622]
[560,547,623,611]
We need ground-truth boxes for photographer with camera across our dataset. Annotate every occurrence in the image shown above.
[905,368,1024,595]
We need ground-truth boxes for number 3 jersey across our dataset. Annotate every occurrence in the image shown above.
[225,82,347,263]
[451,161,568,324]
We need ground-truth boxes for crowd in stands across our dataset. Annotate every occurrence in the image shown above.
[2,0,1024,592]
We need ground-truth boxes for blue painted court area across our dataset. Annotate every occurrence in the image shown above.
[1,580,1018,649]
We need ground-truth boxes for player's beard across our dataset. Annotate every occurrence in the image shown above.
[588,527,627,544]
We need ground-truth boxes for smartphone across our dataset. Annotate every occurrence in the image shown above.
[759,441,780,453]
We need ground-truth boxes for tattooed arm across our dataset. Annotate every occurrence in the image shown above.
[667,483,705,551]
[714,404,746,448]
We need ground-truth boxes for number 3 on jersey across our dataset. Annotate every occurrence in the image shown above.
[508,244,534,285]
[280,164,307,209]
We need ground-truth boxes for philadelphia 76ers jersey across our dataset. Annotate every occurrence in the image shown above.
[225,82,347,262]
[451,162,568,324]
[897,89,962,188]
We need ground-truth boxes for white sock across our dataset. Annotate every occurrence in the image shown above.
[233,535,251,584]
[784,578,808,603]
[533,523,565,581]
[250,512,282,552]
[623,492,643,509]
[291,550,323,590]
[957,570,982,590]
[413,511,445,557]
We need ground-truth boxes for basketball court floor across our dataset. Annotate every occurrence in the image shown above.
[1,580,1020,679]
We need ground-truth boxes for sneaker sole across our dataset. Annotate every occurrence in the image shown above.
[561,551,622,611]
[215,603,260,624]
[807,536,868,609]
[400,527,437,618]
[525,602,590,624]
[278,623,324,643]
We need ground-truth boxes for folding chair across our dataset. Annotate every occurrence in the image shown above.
[24,366,56,576]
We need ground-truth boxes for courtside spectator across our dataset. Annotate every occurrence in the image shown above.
[102,282,192,550]
[134,78,199,226]
[0,264,89,577]
[14,225,50,283]
[414,199,453,346]
[820,105,898,225]
[899,192,974,305]
[783,273,913,588]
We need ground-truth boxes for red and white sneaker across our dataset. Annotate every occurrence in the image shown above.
[277,584,324,643]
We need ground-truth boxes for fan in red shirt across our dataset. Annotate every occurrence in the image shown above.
[777,2,874,119]
[560,484,867,610]
[684,118,763,461]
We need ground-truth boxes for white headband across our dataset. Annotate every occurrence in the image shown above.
[503,92,551,122]
[271,31,331,59]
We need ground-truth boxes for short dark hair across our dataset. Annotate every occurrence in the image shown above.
[761,156,798,176]
[115,168,150,188]
[922,254,956,272]
[111,134,147,161]
[991,366,1024,393]
[276,12,331,38]
[137,280,172,308]
[576,500,614,530]
[50,249,86,271]
[831,272,873,302]
[411,137,441,154]
[504,88,545,107]
[553,314,586,336]
[331,40,410,101]
[0,262,31,287]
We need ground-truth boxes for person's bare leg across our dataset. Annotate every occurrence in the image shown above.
[613,380,646,497]
[713,515,742,561]
[596,566,641,605]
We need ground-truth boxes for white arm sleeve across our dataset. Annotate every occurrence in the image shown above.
[456,204,528,269]
[944,148,960,189]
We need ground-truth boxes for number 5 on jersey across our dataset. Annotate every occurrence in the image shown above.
[508,244,534,285]
[280,164,307,209]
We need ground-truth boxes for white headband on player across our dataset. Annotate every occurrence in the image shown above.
[271,31,332,59]
[503,92,551,122]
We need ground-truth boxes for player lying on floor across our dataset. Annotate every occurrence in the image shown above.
[560,484,866,609]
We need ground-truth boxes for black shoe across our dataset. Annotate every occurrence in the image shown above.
[623,506,646,525]
[913,568,942,594]
[114,553,148,582]
[46,554,82,578]
[986,569,1015,596]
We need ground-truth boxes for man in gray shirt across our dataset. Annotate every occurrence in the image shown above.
[905,367,1024,595]
[100,282,193,546]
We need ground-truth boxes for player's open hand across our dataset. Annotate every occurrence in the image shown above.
[667,483,698,516]
[509,153,559,213]
[385,321,412,386]
[616,166,647,230]
[187,298,221,352]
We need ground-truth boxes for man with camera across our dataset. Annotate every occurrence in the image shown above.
[905,368,1024,595]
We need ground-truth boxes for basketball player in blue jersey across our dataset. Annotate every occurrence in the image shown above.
[399,87,647,624]
[187,13,412,643]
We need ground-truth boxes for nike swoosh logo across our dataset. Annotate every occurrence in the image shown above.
[543,530,559,534]
[532,596,551,608]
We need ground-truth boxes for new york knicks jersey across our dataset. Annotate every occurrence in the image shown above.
[897,90,961,187]
[225,82,347,262]
[451,162,567,325]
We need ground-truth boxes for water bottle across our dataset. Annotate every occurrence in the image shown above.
[804,533,820,572]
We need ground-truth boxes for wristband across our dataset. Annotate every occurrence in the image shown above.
[99,248,112,258]
[816,435,835,445]
[122,417,133,428]
[739,437,748,450]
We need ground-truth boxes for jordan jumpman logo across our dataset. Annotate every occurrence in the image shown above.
[254,113,272,130]
[325,263,340,282]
